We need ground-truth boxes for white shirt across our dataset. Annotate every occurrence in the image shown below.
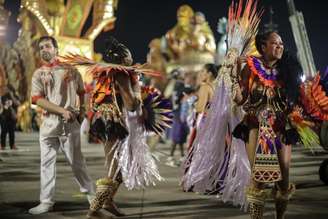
[31,63,84,137]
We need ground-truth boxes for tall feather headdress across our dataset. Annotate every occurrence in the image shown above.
[60,53,162,78]
[227,0,263,57]
[182,0,264,210]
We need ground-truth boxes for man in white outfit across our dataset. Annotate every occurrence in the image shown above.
[29,36,95,214]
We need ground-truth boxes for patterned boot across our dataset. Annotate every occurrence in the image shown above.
[86,178,119,219]
[102,184,125,217]
[272,183,296,219]
[102,175,125,217]
[246,186,267,219]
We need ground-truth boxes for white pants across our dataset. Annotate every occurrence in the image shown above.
[39,122,95,204]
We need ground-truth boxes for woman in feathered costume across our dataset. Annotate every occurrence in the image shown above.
[182,0,261,210]
[233,30,303,219]
[62,37,172,219]
[230,9,322,219]
[183,1,323,219]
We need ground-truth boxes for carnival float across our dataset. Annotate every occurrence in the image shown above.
[0,0,118,131]
[146,4,217,94]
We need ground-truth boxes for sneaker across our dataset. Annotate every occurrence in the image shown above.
[28,203,53,215]
[166,156,178,167]
[175,157,185,166]
[165,160,178,167]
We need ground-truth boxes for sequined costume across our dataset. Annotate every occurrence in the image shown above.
[62,48,172,219]
[231,32,324,219]
[234,56,296,183]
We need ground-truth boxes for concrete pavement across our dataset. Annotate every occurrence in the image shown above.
[0,132,327,219]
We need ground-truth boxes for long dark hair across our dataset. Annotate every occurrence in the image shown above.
[255,31,274,56]
[103,36,132,64]
[276,50,302,107]
[255,31,302,107]
[204,63,219,79]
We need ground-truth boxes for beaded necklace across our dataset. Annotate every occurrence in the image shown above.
[247,56,280,88]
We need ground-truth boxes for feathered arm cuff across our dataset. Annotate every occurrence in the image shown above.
[288,106,320,151]
[300,74,328,121]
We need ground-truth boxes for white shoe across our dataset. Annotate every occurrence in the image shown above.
[28,203,53,215]
[175,157,185,166]
[166,156,178,167]
[165,160,178,167]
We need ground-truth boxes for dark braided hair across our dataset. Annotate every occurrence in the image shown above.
[204,63,219,79]
[103,36,132,64]
[255,31,302,107]
[255,31,274,56]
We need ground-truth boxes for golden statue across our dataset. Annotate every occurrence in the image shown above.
[177,11,216,68]
[165,5,194,60]
[189,12,216,55]
[152,5,216,75]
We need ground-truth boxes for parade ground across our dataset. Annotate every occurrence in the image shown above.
[1,132,328,219]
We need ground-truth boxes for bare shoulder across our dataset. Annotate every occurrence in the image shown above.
[199,82,211,89]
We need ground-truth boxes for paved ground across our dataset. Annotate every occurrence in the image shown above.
[0,132,328,219]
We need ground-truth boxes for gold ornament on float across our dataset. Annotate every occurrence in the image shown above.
[5,0,119,131]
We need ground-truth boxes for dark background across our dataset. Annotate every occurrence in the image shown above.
[4,0,328,71]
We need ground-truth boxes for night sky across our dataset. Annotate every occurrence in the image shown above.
[4,0,328,71]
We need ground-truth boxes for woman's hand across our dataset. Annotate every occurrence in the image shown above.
[237,56,248,66]
[232,55,248,79]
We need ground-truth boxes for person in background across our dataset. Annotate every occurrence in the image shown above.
[182,63,218,191]
[167,72,196,167]
[0,86,20,150]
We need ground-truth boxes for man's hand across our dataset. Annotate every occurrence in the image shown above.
[61,109,76,122]
[77,108,86,124]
